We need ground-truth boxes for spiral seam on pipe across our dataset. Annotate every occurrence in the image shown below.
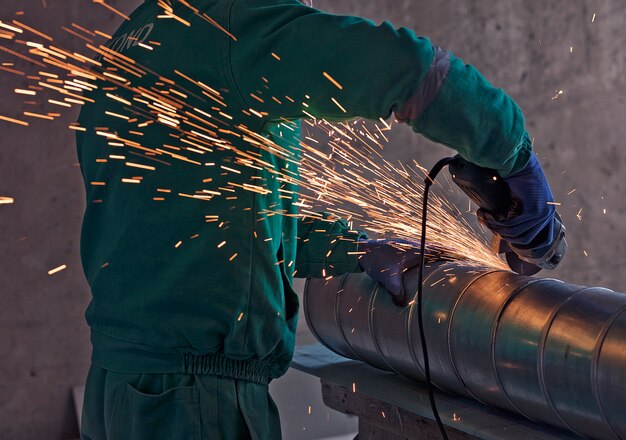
[597,305,626,439]
[537,286,591,438]
[591,296,626,440]
[492,278,566,426]
[303,278,335,354]
[368,282,399,373]
[444,269,500,403]
[490,278,546,419]
[403,263,457,381]
[406,264,496,387]
[336,274,361,360]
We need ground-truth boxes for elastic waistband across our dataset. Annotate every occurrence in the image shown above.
[181,352,272,384]
[90,329,273,385]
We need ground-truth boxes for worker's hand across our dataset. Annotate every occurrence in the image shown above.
[357,239,422,306]
[478,154,556,250]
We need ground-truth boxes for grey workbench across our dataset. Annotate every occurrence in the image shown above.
[291,344,587,440]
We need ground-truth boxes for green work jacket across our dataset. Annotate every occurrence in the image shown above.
[77,0,532,383]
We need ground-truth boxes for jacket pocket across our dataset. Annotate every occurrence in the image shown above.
[112,383,200,440]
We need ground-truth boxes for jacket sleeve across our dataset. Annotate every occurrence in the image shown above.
[294,213,368,279]
[228,0,531,177]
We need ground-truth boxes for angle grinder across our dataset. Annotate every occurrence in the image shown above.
[448,155,567,275]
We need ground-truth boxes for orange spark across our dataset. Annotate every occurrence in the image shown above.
[0,114,29,126]
[12,20,53,41]
[323,71,343,90]
[48,264,67,275]
[331,97,347,113]
[92,0,130,21]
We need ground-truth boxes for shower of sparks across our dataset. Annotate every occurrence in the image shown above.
[0,5,508,271]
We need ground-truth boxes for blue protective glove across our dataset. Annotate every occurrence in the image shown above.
[357,239,445,304]
[477,154,556,249]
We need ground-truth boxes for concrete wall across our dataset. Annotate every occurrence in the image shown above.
[314,0,626,288]
[0,2,143,439]
[0,1,624,439]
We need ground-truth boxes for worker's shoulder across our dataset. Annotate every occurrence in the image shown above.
[233,0,303,7]
[229,0,318,19]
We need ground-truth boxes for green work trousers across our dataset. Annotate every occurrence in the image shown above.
[80,363,282,440]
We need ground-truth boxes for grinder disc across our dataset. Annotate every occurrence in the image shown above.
[506,251,542,276]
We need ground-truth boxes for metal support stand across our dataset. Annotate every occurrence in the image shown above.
[321,379,476,440]
[291,343,584,440]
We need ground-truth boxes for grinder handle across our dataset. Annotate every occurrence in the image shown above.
[448,155,520,221]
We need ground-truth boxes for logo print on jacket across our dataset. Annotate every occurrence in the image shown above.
[105,23,154,53]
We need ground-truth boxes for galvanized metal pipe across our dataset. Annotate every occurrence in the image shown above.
[303,262,626,440]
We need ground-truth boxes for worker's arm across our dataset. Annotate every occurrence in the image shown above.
[294,214,368,278]
[229,0,530,177]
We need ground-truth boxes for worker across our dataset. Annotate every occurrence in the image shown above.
[77,0,556,438]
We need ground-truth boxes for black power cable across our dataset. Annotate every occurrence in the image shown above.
[416,156,455,440]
